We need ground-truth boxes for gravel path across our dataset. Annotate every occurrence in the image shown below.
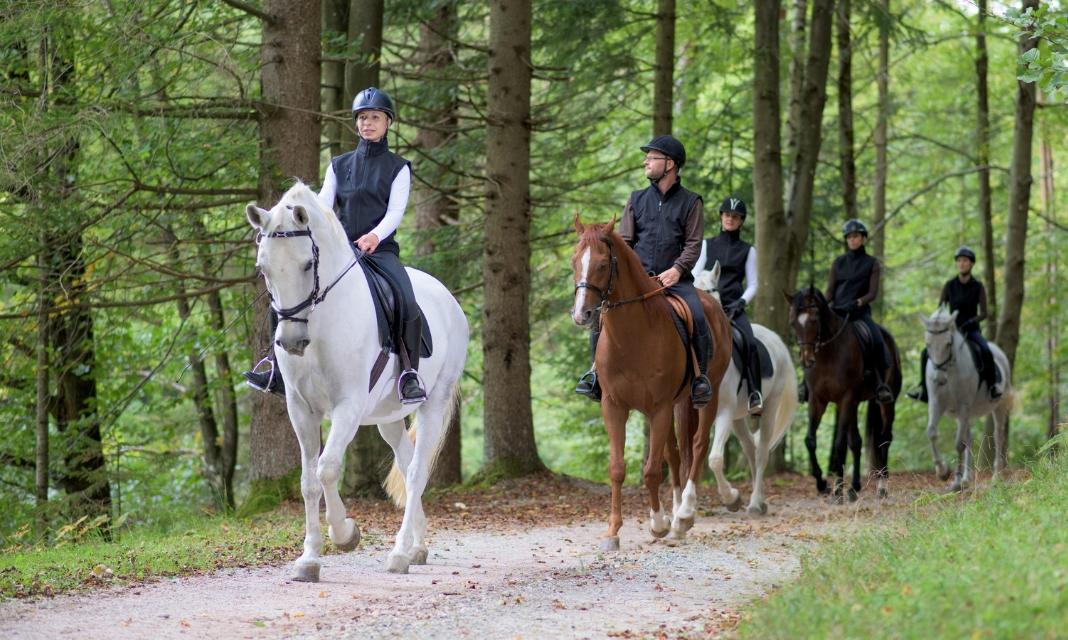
[0,473,937,639]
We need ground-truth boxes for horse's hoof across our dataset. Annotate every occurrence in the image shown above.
[330,519,361,552]
[650,525,670,539]
[746,504,764,517]
[409,546,429,565]
[847,487,858,503]
[945,482,962,494]
[291,561,320,583]
[816,479,829,495]
[676,516,694,532]
[668,526,687,540]
[878,487,888,499]
[386,552,411,574]
[725,495,744,512]
[599,536,620,552]
[828,492,844,506]
[936,464,951,482]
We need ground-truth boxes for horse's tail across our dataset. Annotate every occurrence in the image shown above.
[769,360,799,449]
[382,382,462,508]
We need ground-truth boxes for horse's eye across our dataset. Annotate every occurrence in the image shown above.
[303,260,313,272]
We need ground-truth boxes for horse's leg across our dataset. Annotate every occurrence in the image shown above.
[847,408,862,499]
[742,419,769,516]
[319,404,364,559]
[806,397,829,494]
[874,401,894,498]
[926,399,950,481]
[289,403,325,582]
[601,399,628,551]
[663,418,683,521]
[644,406,674,539]
[707,408,741,513]
[947,415,970,493]
[992,403,1009,481]
[829,401,856,504]
[377,419,425,563]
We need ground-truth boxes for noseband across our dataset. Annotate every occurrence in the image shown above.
[926,325,955,370]
[258,226,358,324]
[573,240,669,313]
[794,302,849,354]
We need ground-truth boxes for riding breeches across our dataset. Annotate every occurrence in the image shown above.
[964,329,999,386]
[853,310,889,373]
[364,249,423,371]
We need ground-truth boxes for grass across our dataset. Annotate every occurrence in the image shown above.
[734,453,1068,639]
[0,510,306,599]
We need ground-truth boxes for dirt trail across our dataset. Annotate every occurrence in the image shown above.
[0,473,940,639]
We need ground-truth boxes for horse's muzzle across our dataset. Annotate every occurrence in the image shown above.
[277,338,310,357]
[573,307,595,327]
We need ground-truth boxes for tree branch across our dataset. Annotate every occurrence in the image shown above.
[218,0,276,24]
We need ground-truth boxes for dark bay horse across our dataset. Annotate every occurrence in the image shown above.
[785,287,901,501]
[571,218,732,550]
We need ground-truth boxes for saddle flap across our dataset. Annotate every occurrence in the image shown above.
[358,254,432,359]
[665,294,694,336]
[731,326,773,379]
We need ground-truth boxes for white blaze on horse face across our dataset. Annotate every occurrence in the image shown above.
[572,247,592,324]
[797,312,810,328]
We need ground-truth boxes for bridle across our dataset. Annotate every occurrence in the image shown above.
[258,226,359,324]
[925,324,955,370]
[573,239,668,313]
[794,300,850,354]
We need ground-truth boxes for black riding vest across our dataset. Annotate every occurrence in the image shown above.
[830,246,877,310]
[704,229,751,305]
[330,137,410,256]
[943,277,984,328]
[630,181,702,279]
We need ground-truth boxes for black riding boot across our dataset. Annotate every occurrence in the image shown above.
[797,378,809,403]
[243,311,285,397]
[980,346,1002,399]
[746,346,763,415]
[691,326,713,409]
[575,320,602,402]
[397,315,427,404]
[906,349,929,403]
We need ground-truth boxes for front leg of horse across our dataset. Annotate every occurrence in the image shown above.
[947,416,972,493]
[662,428,683,523]
[806,400,829,494]
[319,408,363,562]
[828,403,855,504]
[926,403,950,481]
[847,417,862,500]
[992,404,1010,481]
[644,408,674,539]
[600,401,629,551]
[289,408,325,582]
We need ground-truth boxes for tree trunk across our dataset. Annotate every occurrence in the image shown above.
[836,0,857,222]
[249,0,321,484]
[35,235,50,538]
[784,0,807,196]
[341,0,383,150]
[996,0,1039,371]
[1040,135,1058,443]
[653,0,676,136]
[413,1,463,487]
[482,0,543,477]
[871,0,889,266]
[976,0,997,340]
[322,0,349,158]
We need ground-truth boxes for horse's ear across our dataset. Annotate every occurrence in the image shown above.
[782,290,793,306]
[292,205,309,227]
[917,311,929,327]
[709,260,721,282]
[949,309,958,323]
[246,204,269,230]
[605,215,617,234]
[573,213,584,235]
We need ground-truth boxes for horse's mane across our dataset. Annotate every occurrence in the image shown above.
[580,223,673,319]
[277,181,347,244]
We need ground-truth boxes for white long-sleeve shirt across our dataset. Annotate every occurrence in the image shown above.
[693,242,759,304]
[318,163,411,241]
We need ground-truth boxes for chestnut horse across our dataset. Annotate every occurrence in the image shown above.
[571,218,731,550]
[785,287,901,501]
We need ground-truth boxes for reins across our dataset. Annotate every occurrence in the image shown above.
[573,239,670,314]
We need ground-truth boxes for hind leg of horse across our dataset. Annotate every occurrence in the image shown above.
[847,415,862,499]
[829,402,857,503]
[707,409,741,514]
[289,404,325,582]
[319,404,364,560]
[662,427,683,522]
[926,401,950,481]
[377,420,424,563]
[947,416,972,493]
[600,400,628,550]
[873,404,894,498]
[644,406,674,539]
[806,398,829,494]
[389,396,448,573]
[741,419,770,515]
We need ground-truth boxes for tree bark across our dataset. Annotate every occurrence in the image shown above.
[995,0,1039,371]
[341,0,383,150]
[1040,134,1058,443]
[784,0,807,196]
[412,1,462,487]
[871,0,889,267]
[653,0,676,136]
[35,234,50,538]
[837,0,857,222]
[322,0,349,158]
[482,0,543,477]
[976,0,997,340]
[249,0,321,484]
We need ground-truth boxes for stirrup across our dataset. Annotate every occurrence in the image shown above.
[748,390,764,416]
[691,375,712,409]
[397,368,427,405]
[575,369,601,402]
[243,356,282,396]
[875,383,894,405]
[797,381,809,404]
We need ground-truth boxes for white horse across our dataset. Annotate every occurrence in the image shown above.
[919,307,1012,491]
[695,263,798,515]
[245,182,469,580]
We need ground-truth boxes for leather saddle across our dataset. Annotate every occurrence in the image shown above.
[665,294,699,379]
[849,320,890,367]
[731,325,773,380]
[356,250,432,359]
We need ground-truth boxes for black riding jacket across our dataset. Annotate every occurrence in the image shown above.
[827,245,881,314]
[330,137,410,255]
[940,276,988,330]
[704,228,751,306]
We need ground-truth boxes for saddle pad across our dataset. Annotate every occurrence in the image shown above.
[730,326,773,378]
[358,254,432,358]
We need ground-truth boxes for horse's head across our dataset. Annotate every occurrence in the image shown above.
[246,183,338,357]
[694,261,722,301]
[570,215,617,326]
[784,287,828,369]
[919,307,958,385]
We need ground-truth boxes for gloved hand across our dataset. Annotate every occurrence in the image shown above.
[959,318,978,332]
[724,299,745,318]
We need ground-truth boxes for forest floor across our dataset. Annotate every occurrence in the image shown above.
[0,470,948,639]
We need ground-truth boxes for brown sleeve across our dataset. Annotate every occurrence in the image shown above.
[826,260,839,302]
[674,198,705,275]
[976,282,989,324]
[619,196,636,246]
[859,260,881,305]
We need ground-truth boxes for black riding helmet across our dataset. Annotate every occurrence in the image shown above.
[352,87,396,122]
[955,245,976,262]
[719,196,747,219]
[640,135,686,170]
[842,219,868,238]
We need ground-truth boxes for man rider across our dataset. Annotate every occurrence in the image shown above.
[575,134,713,408]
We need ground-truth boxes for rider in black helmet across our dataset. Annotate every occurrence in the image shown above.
[244,86,427,404]
[907,245,1001,402]
[575,134,714,408]
[693,196,763,414]
[799,219,894,404]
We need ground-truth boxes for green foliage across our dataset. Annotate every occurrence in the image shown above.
[1010,4,1068,101]
[735,454,1068,639]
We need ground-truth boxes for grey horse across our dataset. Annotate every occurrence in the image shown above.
[919,307,1012,491]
